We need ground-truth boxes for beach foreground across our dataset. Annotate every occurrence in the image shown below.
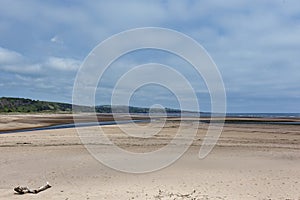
[0,115,299,199]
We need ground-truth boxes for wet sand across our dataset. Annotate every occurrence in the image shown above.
[0,114,150,133]
[0,114,299,199]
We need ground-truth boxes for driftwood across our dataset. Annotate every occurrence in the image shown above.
[14,182,51,194]
[154,189,198,200]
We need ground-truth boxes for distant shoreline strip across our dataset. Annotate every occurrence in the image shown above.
[0,120,148,134]
[1,117,300,134]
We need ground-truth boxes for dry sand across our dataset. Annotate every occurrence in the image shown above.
[0,114,299,199]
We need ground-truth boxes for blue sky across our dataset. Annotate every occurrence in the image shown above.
[0,0,299,112]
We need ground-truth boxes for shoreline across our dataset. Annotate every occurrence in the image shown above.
[0,113,151,133]
[0,113,299,134]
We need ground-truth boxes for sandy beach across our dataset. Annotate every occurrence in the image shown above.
[0,114,299,199]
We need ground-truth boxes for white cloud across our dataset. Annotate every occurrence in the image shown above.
[0,47,42,75]
[46,57,81,71]
[0,47,81,75]
[50,35,64,44]
[1,64,41,74]
[0,47,23,64]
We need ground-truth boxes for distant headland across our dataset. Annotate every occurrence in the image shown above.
[0,97,189,114]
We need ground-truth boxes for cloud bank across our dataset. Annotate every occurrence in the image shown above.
[0,0,299,112]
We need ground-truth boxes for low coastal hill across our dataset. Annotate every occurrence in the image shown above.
[0,97,183,114]
[0,97,72,113]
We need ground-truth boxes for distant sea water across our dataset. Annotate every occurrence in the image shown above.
[173,112,300,118]
[170,112,300,125]
[225,113,300,118]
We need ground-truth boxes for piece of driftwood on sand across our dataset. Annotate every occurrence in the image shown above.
[14,182,51,195]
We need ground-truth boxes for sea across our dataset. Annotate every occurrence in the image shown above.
[172,112,300,118]
[225,113,300,118]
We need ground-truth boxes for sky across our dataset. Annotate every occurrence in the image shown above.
[0,0,299,113]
